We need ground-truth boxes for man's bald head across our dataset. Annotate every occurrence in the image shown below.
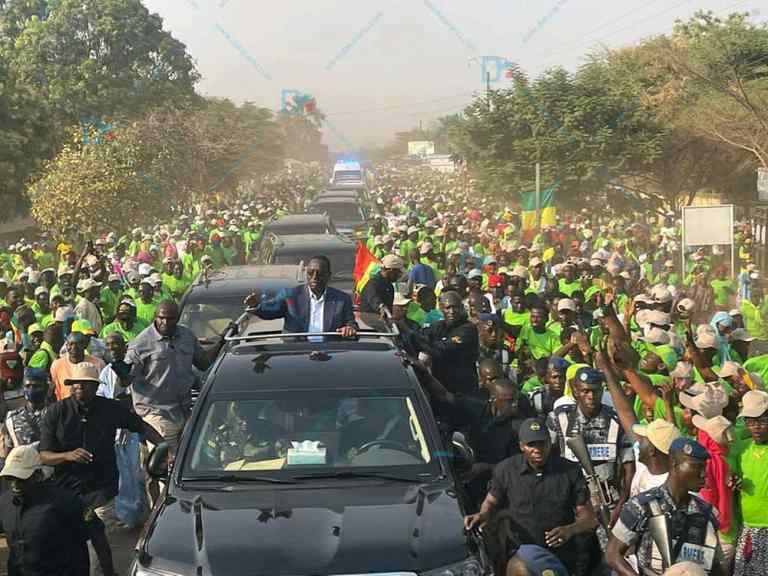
[478,358,504,392]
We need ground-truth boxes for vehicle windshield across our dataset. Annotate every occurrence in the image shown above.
[273,249,356,278]
[184,391,435,477]
[333,170,363,182]
[180,293,281,341]
[309,203,364,222]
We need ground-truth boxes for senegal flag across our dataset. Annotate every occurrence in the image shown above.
[353,241,380,293]
[520,184,557,236]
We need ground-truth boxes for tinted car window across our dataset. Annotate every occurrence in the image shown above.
[309,203,364,221]
[180,293,279,340]
[186,391,432,474]
[273,248,355,279]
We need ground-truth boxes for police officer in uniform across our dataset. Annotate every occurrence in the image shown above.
[549,367,635,545]
[607,437,726,576]
[400,290,479,395]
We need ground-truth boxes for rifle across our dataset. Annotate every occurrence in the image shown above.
[566,434,612,529]
[647,500,673,571]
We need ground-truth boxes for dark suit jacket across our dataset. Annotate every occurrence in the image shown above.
[254,285,356,333]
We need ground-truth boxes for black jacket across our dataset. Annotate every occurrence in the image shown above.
[409,319,479,394]
[359,272,394,313]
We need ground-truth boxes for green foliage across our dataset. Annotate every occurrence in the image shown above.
[27,99,285,239]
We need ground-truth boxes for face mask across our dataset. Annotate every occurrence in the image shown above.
[24,387,47,404]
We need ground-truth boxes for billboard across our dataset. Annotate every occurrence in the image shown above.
[408,141,435,157]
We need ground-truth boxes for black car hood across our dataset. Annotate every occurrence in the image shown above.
[141,481,470,575]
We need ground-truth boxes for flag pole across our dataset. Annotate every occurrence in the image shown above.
[535,162,541,228]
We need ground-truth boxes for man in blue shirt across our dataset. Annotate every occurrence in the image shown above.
[405,243,437,294]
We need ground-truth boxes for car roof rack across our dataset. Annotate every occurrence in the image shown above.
[224,329,398,343]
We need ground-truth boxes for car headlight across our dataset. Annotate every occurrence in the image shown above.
[423,557,484,576]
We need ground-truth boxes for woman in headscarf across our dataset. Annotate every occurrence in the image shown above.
[709,311,733,364]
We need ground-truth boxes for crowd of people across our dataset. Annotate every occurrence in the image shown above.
[0,164,764,576]
[349,167,767,576]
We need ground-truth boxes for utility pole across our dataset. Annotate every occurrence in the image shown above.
[486,71,492,111]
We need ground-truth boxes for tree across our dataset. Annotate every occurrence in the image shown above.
[6,0,200,125]
[0,54,54,217]
[27,99,285,238]
[662,11,768,167]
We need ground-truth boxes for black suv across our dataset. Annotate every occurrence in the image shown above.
[308,197,368,240]
[133,329,485,576]
[178,264,302,347]
[256,233,357,292]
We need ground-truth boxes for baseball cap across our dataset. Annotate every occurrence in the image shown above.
[381,254,404,270]
[510,265,528,278]
[650,285,673,304]
[518,418,550,444]
[676,298,695,314]
[549,356,570,372]
[515,544,568,576]
[632,419,680,454]
[574,367,605,386]
[26,323,43,336]
[419,242,433,255]
[716,361,742,379]
[670,361,693,379]
[76,278,102,292]
[467,269,483,279]
[0,445,48,480]
[71,319,96,336]
[529,257,542,267]
[692,415,733,445]
[679,385,728,418]
[738,390,768,418]
[646,310,672,326]
[557,298,576,312]
[694,330,718,350]
[33,286,48,297]
[641,326,670,345]
[407,225,419,235]
[54,306,75,322]
[669,437,709,460]
[730,328,756,342]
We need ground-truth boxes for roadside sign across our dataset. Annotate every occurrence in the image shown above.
[759,167,768,202]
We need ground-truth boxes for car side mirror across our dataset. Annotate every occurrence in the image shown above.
[146,442,170,479]
[450,431,475,472]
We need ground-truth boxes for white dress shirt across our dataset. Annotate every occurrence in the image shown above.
[308,287,325,342]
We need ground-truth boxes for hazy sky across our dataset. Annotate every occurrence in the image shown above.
[143,0,763,151]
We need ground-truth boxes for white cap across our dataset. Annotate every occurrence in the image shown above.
[511,265,528,278]
[557,298,576,312]
[381,254,405,269]
[0,445,51,480]
[419,242,433,255]
[33,286,49,296]
[138,263,152,276]
[54,306,75,322]
[77,278,102,292]
[641,326,671,345]
[529,257,542,267]
[677,298,695,314]
[467,269,483,279]
[407,225,419,235]
[650,285,673,304]
[716,361,742,379]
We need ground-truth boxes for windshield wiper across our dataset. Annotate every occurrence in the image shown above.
[182,474,298,484]
[290,471,423,482]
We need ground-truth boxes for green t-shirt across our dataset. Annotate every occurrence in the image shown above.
[519,324,560,360]
[558,279,581,297]
[521,375,542,394]
[732,440,768,527]
[100,319,149,342]
[136,298,160,326]
[744,355,768,386]
[710,278,735,307]
[503,309,530,327]
[741,300,767,340]
[27,341,56,370]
